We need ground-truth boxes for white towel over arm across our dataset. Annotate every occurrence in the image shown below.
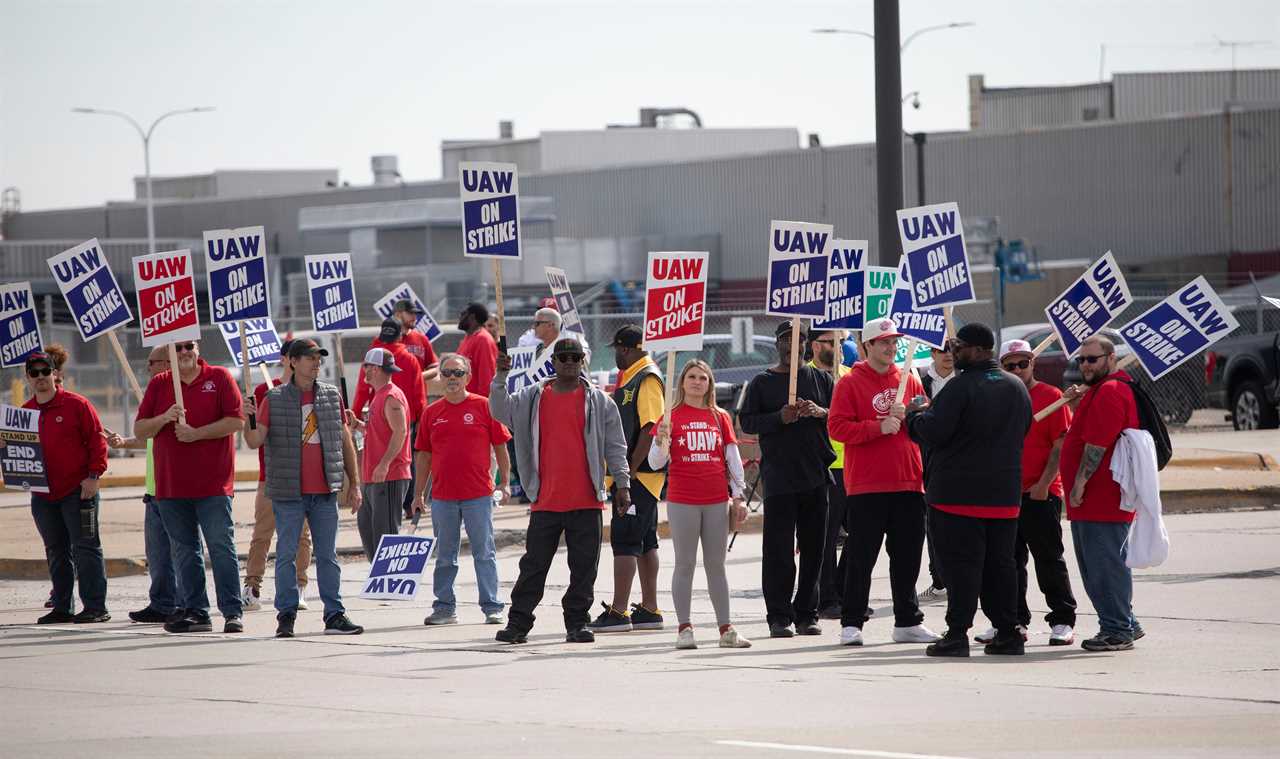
[1111,428,1169,568]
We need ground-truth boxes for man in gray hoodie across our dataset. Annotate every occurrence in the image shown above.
[489,336,631,643]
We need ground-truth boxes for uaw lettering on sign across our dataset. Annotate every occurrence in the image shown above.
[360,534,436,601]
[1120,276,1239,381]
[863,266,897,322]
[813,240,868,330]
[545,267,584,335]
[218,318,283,367]
[644,252,709,353]
[372,283,442,342]
[1,404,49,493]
[505,346,554,393]
[304,254,359,332]
[888,258,947,350]
[765,220,833,318]
[47,239,133,341]
[460,162,522,259]
[203,226,270,323]
[0,282,43,368]
[132,249,202,348]
[1044,251,1133,357]
[898,202,976,310]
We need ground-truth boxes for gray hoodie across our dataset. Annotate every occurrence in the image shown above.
[489,372,630,505]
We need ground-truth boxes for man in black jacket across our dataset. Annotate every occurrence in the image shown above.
[739,321,835,638]
[905,323,1032,657]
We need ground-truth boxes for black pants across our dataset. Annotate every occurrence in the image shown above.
[1016,494,1077,627]
[841,491,926,629]
[930,507,1018,635]
[31,491,108,613]
[508,509,603,633]
[762,484,827,626]
[924,511,945,589]
[818,472,846,609]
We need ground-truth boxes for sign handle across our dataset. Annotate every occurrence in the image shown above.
[1031,334,1057,357]
[333,333,348,410]
[493,260,508,354]
[944,306,956,341]
[237,321,251,401]
[168,342,184,414]
[257,363,273,389]
[787,317,802,405]
[661,350,678,455]
[896,339,918,402]
[106,331,144,404]
[1033,354,1136,422]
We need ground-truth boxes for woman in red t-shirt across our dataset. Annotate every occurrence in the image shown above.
[649,359,751,651]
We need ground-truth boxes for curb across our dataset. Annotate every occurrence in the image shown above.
[1168,453,1278,471]
[1161,486,1280,514]
[94,470,260,490]
[0,557,147,581]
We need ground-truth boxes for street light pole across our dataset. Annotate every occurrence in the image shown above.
[72,106,215,254]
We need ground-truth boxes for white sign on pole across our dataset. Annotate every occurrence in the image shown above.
[304,254,358,332]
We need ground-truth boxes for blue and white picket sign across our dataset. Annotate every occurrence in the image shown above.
[373,282,442,342]
[0,282,43,368]
[1119,276,1239,381]
[460,161,522,259]
[203,225,271,323]
[1264,296,1280,311]
[304,253,358,332]
[1,404,48,493]
[1044,251,1133,357]
[898,202,976,310]
[765,220,833,318]
[813,239,868,330]
[47,239,132,342]
[545,266,584,336]
[505,345,554,393]
[359,534,436,601]
[888,258,948,350]
[218,318,283,367]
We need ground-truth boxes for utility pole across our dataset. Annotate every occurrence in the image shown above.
[873,0,903,267]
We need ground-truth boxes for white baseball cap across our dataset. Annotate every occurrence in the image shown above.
[999,339,1034,361]
[861,318,904,343]
[362,347,401,373]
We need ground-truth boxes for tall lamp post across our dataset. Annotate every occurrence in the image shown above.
[71,106,215,254]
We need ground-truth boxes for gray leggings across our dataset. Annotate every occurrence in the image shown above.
[668,501,732,626]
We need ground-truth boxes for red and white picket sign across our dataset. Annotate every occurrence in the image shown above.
[643,251,709,353]
[133,249,201,348]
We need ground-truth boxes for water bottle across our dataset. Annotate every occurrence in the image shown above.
[492,488,504,510]
[80,500,96,539]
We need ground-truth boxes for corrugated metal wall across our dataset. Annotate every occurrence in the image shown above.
[978,84,1112,132]
[1114,70,1280,120]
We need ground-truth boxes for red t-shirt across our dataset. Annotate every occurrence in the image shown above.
[414,393,511,501]
[1022,382,1071,498]
[458,328,498,397]
[533,386,600,511]
[257,386,330,495]
[400,330,438,372]
[352,339,426,422]
[24,389,108,501]
[1060,371,1141,523]
[363,383,412,483]
[253,378,283,482]
[650,404,737,505]
[137,360,242,499]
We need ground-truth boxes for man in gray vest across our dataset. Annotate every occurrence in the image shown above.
[245,338,364,638]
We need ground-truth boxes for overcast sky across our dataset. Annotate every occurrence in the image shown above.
[3,0,1278,211]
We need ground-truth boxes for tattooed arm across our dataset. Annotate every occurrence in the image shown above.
[1069,443,1106,508]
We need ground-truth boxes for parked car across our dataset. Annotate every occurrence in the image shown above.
[1205,307,1280,430]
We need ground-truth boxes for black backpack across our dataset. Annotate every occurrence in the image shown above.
[1124,380,1173,471]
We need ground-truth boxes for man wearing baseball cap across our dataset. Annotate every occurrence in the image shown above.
[346,347,411,563]
[828,318,939,647]
[353,318,427,425]
[906,323,1032,657]
[392,299,440,382]
[969,339,1077,647]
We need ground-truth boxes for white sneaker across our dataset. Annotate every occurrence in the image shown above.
[241,585,261,611]
[917,585,947,603]
[974,626,998,644]
[892,624,942,643]
[295,588,309,611]
[484,611,505,625]
[1050,624,1074,646]
[839,626,864,646]
[719,627,752,649]
[676,627,697,649]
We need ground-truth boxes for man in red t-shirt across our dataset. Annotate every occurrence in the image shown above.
[456,302,498,397]
[135,340,245,634]
[392,299,440,382]
[1059,334,1143,652]
[411,353,511,626]
[346,347,412,563]
[981,339,1079,647]
[489,337,631,644]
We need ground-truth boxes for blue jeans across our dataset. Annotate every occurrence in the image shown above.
[144,495,182,614]
[273,493,344,618]
[31,491,108,613]
[158,496,242,619]
[431,496,503,614]
[1071,520,1141,640]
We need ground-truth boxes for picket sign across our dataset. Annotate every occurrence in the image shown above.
[644,251,709,443]
[1038,251,1134,358]
[304,253,357,408]
[0,282,43,369]
[897,202,976,310]
[460,161,522,353]
[765,220,832,404]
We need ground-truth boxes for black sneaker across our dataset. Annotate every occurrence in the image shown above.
[44,590,55,609]
[926,631,970,658]
[1133,626,1146,641]
[565,627,595,643]
[1081,633,1134,651]
[818,603,842,620]
[629,603,664,630]
[128,607,170,624]
[324,613,364,635]
[984,632,1026,656]
[224,616,244,634]
[768,623,795,638]
[276,612,296,638]
[37,609,75,625]
[797,621,823,636]
[72,608,111,624]
[164,613,213,634]
[586,602,632,632]
[495,626,528,644]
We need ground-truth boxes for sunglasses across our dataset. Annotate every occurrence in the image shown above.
[175,342,196,353]
[947,340,969,352]
[1002,359,1030,371]
[440,368,468,378]
[812,338,836,346]
[1078,353,1110,365]
[554,353,584,363]
[533,320,553,326]
[27,367,53,378]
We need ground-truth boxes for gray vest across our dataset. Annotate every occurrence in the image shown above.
[264,380,347,500]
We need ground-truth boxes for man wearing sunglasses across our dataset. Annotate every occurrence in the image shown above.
[135,339,245,634]
[489,336,631,644]
[1058,335,1144,652]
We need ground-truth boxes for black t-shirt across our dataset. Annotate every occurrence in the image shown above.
[738,365,835,497]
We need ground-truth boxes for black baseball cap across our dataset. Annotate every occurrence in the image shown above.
[379,318,401,343]
[955,322,996,350]
[24,351,53,370]
[393,299,424,315]
[608,324,643,349]
[552,337,585,356]
[775,321,798,339]
[278,338,295,358]
[287,338,329,359]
